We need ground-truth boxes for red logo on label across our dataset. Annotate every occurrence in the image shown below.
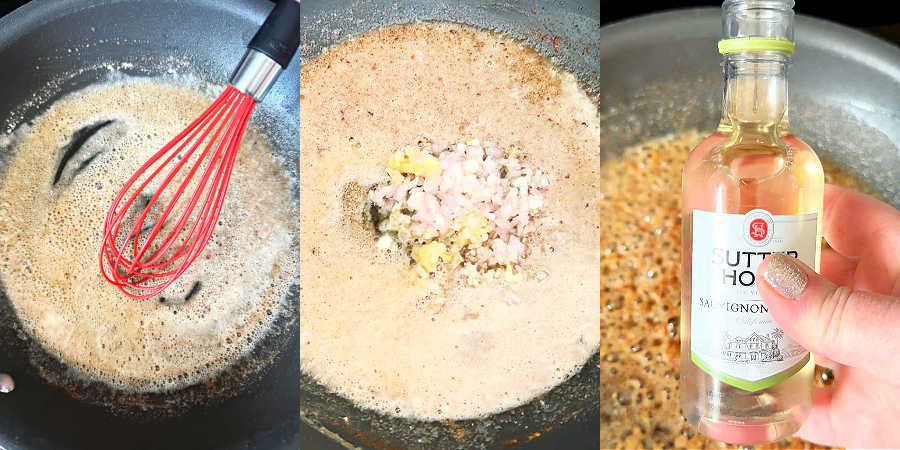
[749,219,768,241]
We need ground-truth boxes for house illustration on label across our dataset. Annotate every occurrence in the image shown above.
[721,332,783,363]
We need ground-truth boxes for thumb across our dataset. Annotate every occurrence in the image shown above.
[757,253,900,377]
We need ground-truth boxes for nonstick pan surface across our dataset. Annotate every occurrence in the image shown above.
[0,1,300,449]
[298,1,601,449]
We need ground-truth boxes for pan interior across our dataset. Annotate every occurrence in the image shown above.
[598,10,900,207]
[299,1,600,448]
[594,7,900,448]
[1,76,298,397]
[0,2,300,448]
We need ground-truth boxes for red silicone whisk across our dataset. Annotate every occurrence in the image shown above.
[100,0,301,299]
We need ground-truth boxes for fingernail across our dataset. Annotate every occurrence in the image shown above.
[763,253,808,299]
[0,373,14,393]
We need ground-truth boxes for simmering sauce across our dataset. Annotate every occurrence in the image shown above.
[300,23,601,420]
[0,79,298,393]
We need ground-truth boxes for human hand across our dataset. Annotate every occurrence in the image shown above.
[756,184,900,447]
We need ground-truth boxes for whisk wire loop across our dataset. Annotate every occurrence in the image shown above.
[99,86,256,299]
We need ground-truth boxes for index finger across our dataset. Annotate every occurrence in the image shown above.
[822,184,900,259]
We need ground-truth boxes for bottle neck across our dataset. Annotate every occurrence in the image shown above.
[720,52,791,136]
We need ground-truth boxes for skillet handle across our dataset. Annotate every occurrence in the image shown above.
[247,0,302,69]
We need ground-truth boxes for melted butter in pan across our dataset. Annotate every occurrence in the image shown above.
[300,22,602,421]
[0,79,298,393]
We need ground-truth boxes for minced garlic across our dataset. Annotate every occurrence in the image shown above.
[369,140,549,283]
[387,146,442,181]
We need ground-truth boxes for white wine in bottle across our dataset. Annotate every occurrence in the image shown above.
[680,0,822,444]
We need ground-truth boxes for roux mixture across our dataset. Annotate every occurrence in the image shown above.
[0,79,298,393]
[596,131,859,449]
[300,23,601,420]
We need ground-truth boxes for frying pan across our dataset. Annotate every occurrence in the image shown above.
[595,7,900,447]
[298,1,601,449]
[599,9,900,205]
[0,1,300,449]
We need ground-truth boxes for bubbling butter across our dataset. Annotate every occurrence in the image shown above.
[0,79,298,393]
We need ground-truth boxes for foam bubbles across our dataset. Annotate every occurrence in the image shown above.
[0,78,298,393]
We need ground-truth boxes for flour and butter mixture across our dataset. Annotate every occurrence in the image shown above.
[0,79,298,393]
[300,23,601,420]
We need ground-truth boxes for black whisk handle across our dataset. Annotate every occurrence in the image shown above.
[248,0,302,69]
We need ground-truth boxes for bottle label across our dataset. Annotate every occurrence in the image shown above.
[690,208,816,392]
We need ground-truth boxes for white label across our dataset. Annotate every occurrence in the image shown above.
[690,209,816,392]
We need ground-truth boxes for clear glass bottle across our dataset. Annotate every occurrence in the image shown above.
[680,0,822,444]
